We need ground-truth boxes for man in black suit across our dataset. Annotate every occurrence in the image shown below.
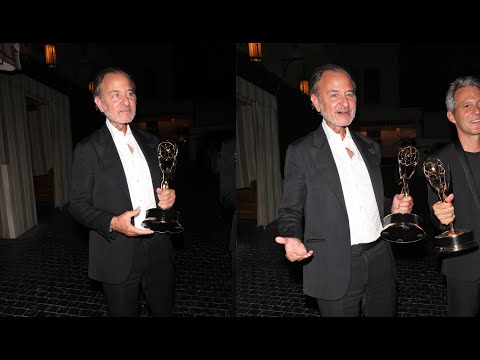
[275,64,414,317]
[70,67,176,317]
[427,75,480,317]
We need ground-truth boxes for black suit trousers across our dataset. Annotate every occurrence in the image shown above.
[316,239,396,317]
[102,233,176,317]
[446,276,480,317]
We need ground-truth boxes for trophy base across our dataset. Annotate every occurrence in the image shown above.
[435,229,477,254]
[381,213,426,243]
[141,208,184,234]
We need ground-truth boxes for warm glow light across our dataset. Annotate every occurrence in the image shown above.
[248,43,262,62]
[299,79,309,95]
[45,44,57,68]
[88,81,94,93]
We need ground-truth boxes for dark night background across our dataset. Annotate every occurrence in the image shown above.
[235,37,480,321]
[399,42,480,110]
[2,13,480,327]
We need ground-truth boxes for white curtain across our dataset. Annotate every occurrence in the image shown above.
[235,76,282,227]
[21,75,72,209]
[0,73,36,238]
[0,73,72,238]
[28,104,54,176]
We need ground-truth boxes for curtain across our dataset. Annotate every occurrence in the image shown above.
[28,103,54,176]
[21,75,72,209]
[0,73,72,238]
[235,76,282,227]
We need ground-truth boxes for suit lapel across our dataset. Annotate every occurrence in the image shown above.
[353,133,384,216]
[98,125,132,204]
[454,140,480,213]
[309,125,384,215]
[309,126,346,210]
[132,128,161,191]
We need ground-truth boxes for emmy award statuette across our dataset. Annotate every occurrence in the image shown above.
[423,157,476,254]
[141,140,184,234]
[381,146,426,243]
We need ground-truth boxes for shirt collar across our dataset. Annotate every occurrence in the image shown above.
[322,119,353,143]
[105,118,132,139]
[322,119,357,157]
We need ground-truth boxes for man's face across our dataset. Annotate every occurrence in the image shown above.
[94,72,136,124]
[310,70,356,128]
[447,85,480,138]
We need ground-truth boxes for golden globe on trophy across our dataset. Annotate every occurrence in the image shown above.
[142,140,184,234]
[423,157,476,254]
[381,146,426,243]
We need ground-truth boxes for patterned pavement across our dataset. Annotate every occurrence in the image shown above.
[0,161,233,317]
[237,219,447,317]
[0,166,452,318]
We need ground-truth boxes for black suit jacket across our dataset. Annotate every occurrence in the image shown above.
[69,123,163,284]
[278,125,394,300]
[426,141,480,280]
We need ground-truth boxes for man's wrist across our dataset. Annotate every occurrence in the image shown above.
[109,216,116,233]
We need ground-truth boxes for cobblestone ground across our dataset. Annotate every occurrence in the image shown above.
[0,161,233,317]
[236,218,447,317]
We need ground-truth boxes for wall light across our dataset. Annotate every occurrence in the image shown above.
[299,79,309,95]
[248,43,262,62]
[298,61,309,95]
[44,44,57,68]
[282,56,310,96]
[88,80,94,93]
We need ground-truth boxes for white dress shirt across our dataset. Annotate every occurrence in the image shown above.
[322,120,383,245]
[106,119,157,229]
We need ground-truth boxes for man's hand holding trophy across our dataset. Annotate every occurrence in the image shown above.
[142,140,184,234]
[423,157,476,254]
[381,145,426,243]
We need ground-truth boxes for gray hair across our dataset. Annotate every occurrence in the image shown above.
[309,64,356,96]
[93,67,136,110]
[445,75,480,112]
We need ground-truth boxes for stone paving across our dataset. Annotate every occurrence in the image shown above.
[236,218,447,317]
[0,161,233,317]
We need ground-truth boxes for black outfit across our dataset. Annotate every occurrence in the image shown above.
[278,125,396,317]
[69,124,175,317]
[426,141,480,317]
